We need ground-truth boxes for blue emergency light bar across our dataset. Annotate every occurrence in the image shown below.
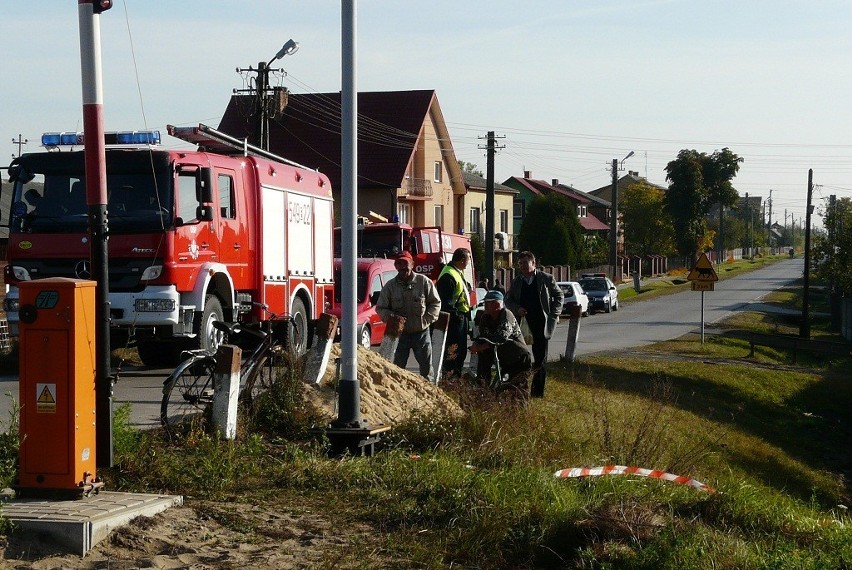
[41,130,161,148]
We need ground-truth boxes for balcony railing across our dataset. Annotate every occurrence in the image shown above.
[398,178,433,198]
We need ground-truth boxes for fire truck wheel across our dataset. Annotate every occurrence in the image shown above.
[199,295,225,354]
[290,297,309,356]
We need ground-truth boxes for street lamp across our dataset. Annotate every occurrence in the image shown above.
[257,39,299,150]
[609,151,634,280]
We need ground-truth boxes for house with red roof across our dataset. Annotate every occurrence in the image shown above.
[217,89,465,230]
[503,171,611,238]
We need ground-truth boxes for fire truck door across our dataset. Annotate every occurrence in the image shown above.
[214,171,246,287]
[174,167,216,283]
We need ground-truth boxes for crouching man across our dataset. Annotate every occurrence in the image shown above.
[469,290,532,394]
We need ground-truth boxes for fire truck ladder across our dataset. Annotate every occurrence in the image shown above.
[166,123,315,171]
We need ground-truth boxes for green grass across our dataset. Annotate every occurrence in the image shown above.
[94,334,852,568]
[5,263,851,568]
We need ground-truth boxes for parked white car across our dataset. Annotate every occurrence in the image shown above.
[556,281,589,317]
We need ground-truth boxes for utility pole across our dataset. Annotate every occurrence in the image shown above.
[801,171,813,339]
[767,189,773,252]
[479,131,504,286]
[828,194,840,330]
[11,134,27,158]
[609,152,634,280]
[745,192,752,260]
[235,40,299,151]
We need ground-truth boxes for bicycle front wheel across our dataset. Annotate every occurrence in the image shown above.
[161,356,217,428]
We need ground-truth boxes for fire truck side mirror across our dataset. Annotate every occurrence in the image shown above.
[196,205,214,222]
[196,168,214,222]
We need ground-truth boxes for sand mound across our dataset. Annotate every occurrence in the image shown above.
[302,344,462,426]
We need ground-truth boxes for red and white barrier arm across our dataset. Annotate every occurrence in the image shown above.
[554,465,715,493]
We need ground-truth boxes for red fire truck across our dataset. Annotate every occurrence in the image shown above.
[335,222,476,284]
[3,124,334,366]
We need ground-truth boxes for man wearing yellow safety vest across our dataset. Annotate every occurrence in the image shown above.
[436,248,472,378]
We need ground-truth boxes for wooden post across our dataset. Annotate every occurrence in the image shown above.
[430,311,450,384]
[303,313,338,385]
[212,344,241,440]
[378,314,406,362]
[562,304,582,363]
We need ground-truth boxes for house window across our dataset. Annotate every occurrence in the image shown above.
[499,209,509,233]
[433,161,443,183]
[398,203,412,225]
[469,207,481,235]
[434,205,444,230]
[513,200,525,220]
[578,205,587,218]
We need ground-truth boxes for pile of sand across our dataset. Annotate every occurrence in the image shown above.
[302,344,462,426]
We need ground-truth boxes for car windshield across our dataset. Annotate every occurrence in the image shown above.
[333,269,369,303]
[579,279,607,292]
[559,285,575,298]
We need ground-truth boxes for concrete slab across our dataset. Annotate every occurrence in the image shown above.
[0,491,183,556]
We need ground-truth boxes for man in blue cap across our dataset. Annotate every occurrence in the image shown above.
[469,289,532,392]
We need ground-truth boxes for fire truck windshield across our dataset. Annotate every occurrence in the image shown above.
[334,227,404,258]
[7,151,172,234]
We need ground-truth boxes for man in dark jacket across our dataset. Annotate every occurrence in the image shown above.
[505,251,564,398]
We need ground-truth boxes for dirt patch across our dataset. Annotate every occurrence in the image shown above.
[302,344,463,426]
[0,499,387,569]
[0,344,462,568]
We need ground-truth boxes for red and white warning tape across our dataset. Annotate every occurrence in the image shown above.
[554,465,715,493]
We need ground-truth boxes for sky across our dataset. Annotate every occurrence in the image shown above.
[3,0,851,228]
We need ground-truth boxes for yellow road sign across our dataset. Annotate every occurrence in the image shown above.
[691,281,714,291]
[687,252,719,282]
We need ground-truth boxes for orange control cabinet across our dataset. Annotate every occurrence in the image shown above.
[18,278,97,492]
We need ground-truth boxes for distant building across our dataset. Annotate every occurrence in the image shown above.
[503,171,609,237]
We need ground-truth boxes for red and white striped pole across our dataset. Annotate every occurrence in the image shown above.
[78,0,113,468]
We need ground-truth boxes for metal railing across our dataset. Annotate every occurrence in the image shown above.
[398,178,433,198]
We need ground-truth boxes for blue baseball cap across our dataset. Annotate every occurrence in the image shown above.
[484,290,504,302]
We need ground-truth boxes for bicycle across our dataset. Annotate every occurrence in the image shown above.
[160,306,298,429]
[470,336,531,400]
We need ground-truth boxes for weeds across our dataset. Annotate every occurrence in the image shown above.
[0,394,19,488]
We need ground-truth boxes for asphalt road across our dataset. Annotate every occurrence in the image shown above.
[0,258,804,430]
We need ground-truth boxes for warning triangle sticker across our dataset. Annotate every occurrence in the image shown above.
[38,385,55,404]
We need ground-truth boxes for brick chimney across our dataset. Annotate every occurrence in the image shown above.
[552,178,559,187]
[523,170,531,179]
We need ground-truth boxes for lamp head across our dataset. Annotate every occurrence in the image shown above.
[274,39,300,60]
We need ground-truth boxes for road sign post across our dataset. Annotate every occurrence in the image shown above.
[687,253,719,345]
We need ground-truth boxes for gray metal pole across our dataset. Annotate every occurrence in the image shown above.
[333,0,364,428]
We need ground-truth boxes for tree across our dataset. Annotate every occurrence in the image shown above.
[621,181,675,258]
[458,160,484,177]
[517,193,586,266]
[813,197,852,296]
[664,148,742,259]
